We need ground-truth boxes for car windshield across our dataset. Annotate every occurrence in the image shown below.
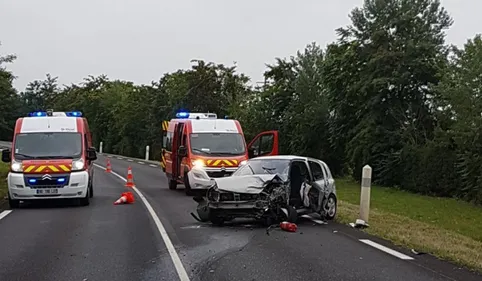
[232,159,291,179]
[190,133,246,156]
[14,132,82,160]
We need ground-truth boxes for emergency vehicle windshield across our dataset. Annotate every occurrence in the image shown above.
[190,133,245,156]
[14,132,83,160]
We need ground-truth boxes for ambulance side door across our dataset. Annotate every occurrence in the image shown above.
[171,123,185,180]
[161,121,169,172]
[247,130,279,158]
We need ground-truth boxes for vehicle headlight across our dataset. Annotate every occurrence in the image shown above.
[208,189,220,202]
[239,160,247,166]
[11,160,23,172]
[192,159,205,168]
[72,158,85,171]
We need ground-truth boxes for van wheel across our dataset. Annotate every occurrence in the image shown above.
[80,189,90,206]
[8,195,20,209]
[184,173,194,196]
[168,179,177,190]
[89,180,94,198]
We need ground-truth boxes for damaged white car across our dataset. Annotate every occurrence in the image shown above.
[190,155,337,226]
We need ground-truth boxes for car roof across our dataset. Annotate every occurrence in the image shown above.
[251,155,328,165]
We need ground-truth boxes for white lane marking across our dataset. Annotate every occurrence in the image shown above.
[94,164,190,281]
[0,210,13,221]
[117,157,124,159]
[359,239,414,260]
[138,161,145,164]
[149,164,157,167]
[127,159,133,162]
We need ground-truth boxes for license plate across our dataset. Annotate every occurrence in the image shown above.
[36,189,58,194]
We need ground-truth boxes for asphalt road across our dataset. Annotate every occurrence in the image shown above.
[0,148,481,281]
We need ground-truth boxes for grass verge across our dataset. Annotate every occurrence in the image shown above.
[334,178,482,273]
[0,162,8,200]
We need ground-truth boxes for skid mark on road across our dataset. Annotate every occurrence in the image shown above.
[94,163,190,281]
[0,210,12,221]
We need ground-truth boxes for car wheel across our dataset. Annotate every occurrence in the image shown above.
[324,193,337,220]
[8,194,20,209]
[80,189,90,206]
[168,178,177,190]
[209,213,225,226]
[89,180,94,198]
[184,172,194,196]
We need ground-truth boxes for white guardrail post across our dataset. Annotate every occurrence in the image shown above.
[99,142,103,153]
[359,165,372,223]
[145,145,150,161]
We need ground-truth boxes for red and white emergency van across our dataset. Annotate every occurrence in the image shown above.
[161,112,279,195]
[1,110,97,208]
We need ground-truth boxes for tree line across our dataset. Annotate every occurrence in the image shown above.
[1,0,482,203]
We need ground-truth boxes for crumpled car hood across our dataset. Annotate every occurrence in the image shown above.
[214,174,283,194]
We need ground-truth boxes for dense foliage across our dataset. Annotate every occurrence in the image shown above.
[1,0,481,203]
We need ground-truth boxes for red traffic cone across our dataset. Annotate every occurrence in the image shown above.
[280,221,297,232]
[105,159,112,173]
[125,166,134,187]
[114,191,135,205]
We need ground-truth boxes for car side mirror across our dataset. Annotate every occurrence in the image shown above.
[178,146,187,157]
[1,149,11,163]
[86,147,97,161]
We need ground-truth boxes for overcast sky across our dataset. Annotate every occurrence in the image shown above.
[0,0,480,91]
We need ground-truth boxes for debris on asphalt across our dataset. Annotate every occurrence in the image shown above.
[411,249,426,255]
[349,219,369,229]
[280,221,297,232]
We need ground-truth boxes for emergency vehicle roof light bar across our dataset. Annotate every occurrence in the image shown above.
[28,111,47,117]
[65,111,83,117]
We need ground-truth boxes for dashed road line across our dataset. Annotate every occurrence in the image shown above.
[127,159,133,162]
[359,239,414,260]
[138,161,145,164]
[117,157,124,159]
[94,163,190,281]
[0,210,13,221]
[149,164,157,167]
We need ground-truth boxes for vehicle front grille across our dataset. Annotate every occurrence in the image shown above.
[207,171,233,178]
[24,174,70,188]
[220,192,259,201]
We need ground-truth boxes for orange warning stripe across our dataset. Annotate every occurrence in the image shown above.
[162,121,169,131]
[160,152,166,168]
[206,159,238,167]
[23,164,72,173]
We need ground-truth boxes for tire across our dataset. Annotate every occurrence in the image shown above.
[8,195,20,209]
[89,180,94,198]
[79,189,90,206]
[168,179,177,190]
[184,172,194,196]
[209,212,225,226]
[324,193,337,220]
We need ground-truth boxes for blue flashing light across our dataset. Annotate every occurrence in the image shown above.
[28,179,37,184]
[176,112,190,118]
[28,111,47,117]
[66,111,82,117]
[57,178,65,183]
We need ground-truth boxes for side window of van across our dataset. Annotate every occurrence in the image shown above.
[166,132,173,151]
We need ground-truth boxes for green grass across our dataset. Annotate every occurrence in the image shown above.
[0,162,8,200]
[335,178,482,272]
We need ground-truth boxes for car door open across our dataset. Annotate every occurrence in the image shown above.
[247,130,279,158]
